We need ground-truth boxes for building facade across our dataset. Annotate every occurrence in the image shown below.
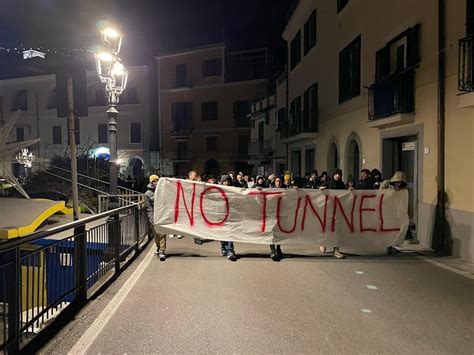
[0,66,154,180]
[156,44,267,177]
[281,0,473,261]
[248,73,287,176]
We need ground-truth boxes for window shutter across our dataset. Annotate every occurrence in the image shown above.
[375,46,390,79]
[303,89,309,130]
[407,24,421,68]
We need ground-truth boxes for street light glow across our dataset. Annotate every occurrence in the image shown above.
[97,52,113,62]
[102,28,121,38]
[111,62,125,75]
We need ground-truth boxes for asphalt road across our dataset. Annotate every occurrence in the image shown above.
[43,237,473,354]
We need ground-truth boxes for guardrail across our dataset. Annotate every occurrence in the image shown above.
[98,194,145,213]
[0,203,150,353]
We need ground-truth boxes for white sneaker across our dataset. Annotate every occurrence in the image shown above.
[333,248,345,259]
[319,245,327,253]
[177,235,183,239]
[169,234,175,239]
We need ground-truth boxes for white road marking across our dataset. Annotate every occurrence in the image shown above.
[366,285,378,290]
[416,255,474,280]
[361,309,372,313]
[68,246,156,355]
[355,271,364,275]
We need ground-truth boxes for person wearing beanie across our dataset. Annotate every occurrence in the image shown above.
[319,168,346,259]
[370,169,383,189]
[145,175,167,260]
[254,175,266,188]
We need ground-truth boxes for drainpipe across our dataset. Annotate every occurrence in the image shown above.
[434,0,447,252]
[285,65,289,170]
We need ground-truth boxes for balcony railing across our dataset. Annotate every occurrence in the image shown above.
[459,35,474,92]
[249,140,264,156]
[169,78,193,89]
[170,120,193,136]
[368,70,415,120]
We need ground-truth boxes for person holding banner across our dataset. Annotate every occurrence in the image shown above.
[269,176,286,261]
[219,175,237,261]
[145,174,167,261]
[319,169,346,259]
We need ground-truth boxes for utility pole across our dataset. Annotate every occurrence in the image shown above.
[67,77,80,220]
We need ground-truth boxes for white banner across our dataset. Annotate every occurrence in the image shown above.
[154,178,409,253]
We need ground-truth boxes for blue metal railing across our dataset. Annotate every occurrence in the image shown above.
[0,203,150,353]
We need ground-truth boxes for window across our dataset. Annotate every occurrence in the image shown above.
[130,122,141,143]
[176,64,187,86]
[258,121,264,143]
[237,135,250,157]
[67,117,80,145]
[375,25,420,79]
[52,126,62,144]
[304,10,317,55]
[16,127,24,142]
[303,83,318,132]
[98,124,107,144]
[265,112,270,125]
[11,89,28,111]
[328,143,339,171]
[0,96,3,126]
[290,30,301,70]
[339,35,361,103]
[291,151,301,177]
[202,58,222,77]
[233,101,250,118]
[305,149,315,174]
[233,101,251,127]
[468,0,474,36]
[172,102,193,130]
[47,88,56,109]
[206,136,217,152]
[201,101,218,121]
[277,107,286,132]
[290,96,302,135]
[177,141,187,160]
[122,87,138,104]
[337,0,349,13]
[94,89,106,106]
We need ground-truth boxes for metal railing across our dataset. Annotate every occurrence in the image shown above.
[368,69,415,120]
[98,194,145,213]
[458,35,474,92]
[0,203,150,353]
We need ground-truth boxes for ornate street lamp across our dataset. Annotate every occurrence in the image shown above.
[95,27,128,208]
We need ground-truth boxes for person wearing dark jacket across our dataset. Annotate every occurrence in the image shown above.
[269,176,286,261]
[233,173,248,188]
[370,169,383,189]
[254,175,266,188]
[304,170,320,189]
[319,168,346,259]
[357,169,374,190]
[145,175,167,260]
[219,175,237,261]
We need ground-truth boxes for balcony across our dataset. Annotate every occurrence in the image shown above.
[169,78,193,89]
[170,150,194,162]
[170,120,193,139]
[249,140,264,157]
[368,70,415,121]
[459,35,474,92]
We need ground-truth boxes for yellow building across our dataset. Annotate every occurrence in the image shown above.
[156,44,267,177]
[282,0,473,261]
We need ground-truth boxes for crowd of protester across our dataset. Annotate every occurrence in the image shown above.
[145,167,407,262]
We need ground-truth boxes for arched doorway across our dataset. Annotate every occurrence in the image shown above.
[204,158,220,178]
[328,143,339,171]
[129,158,144,180]
[347,140,360,181]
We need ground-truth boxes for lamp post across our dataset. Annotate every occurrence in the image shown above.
[95,28,128,209]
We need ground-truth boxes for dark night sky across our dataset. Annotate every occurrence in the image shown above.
[0,0,293,78]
